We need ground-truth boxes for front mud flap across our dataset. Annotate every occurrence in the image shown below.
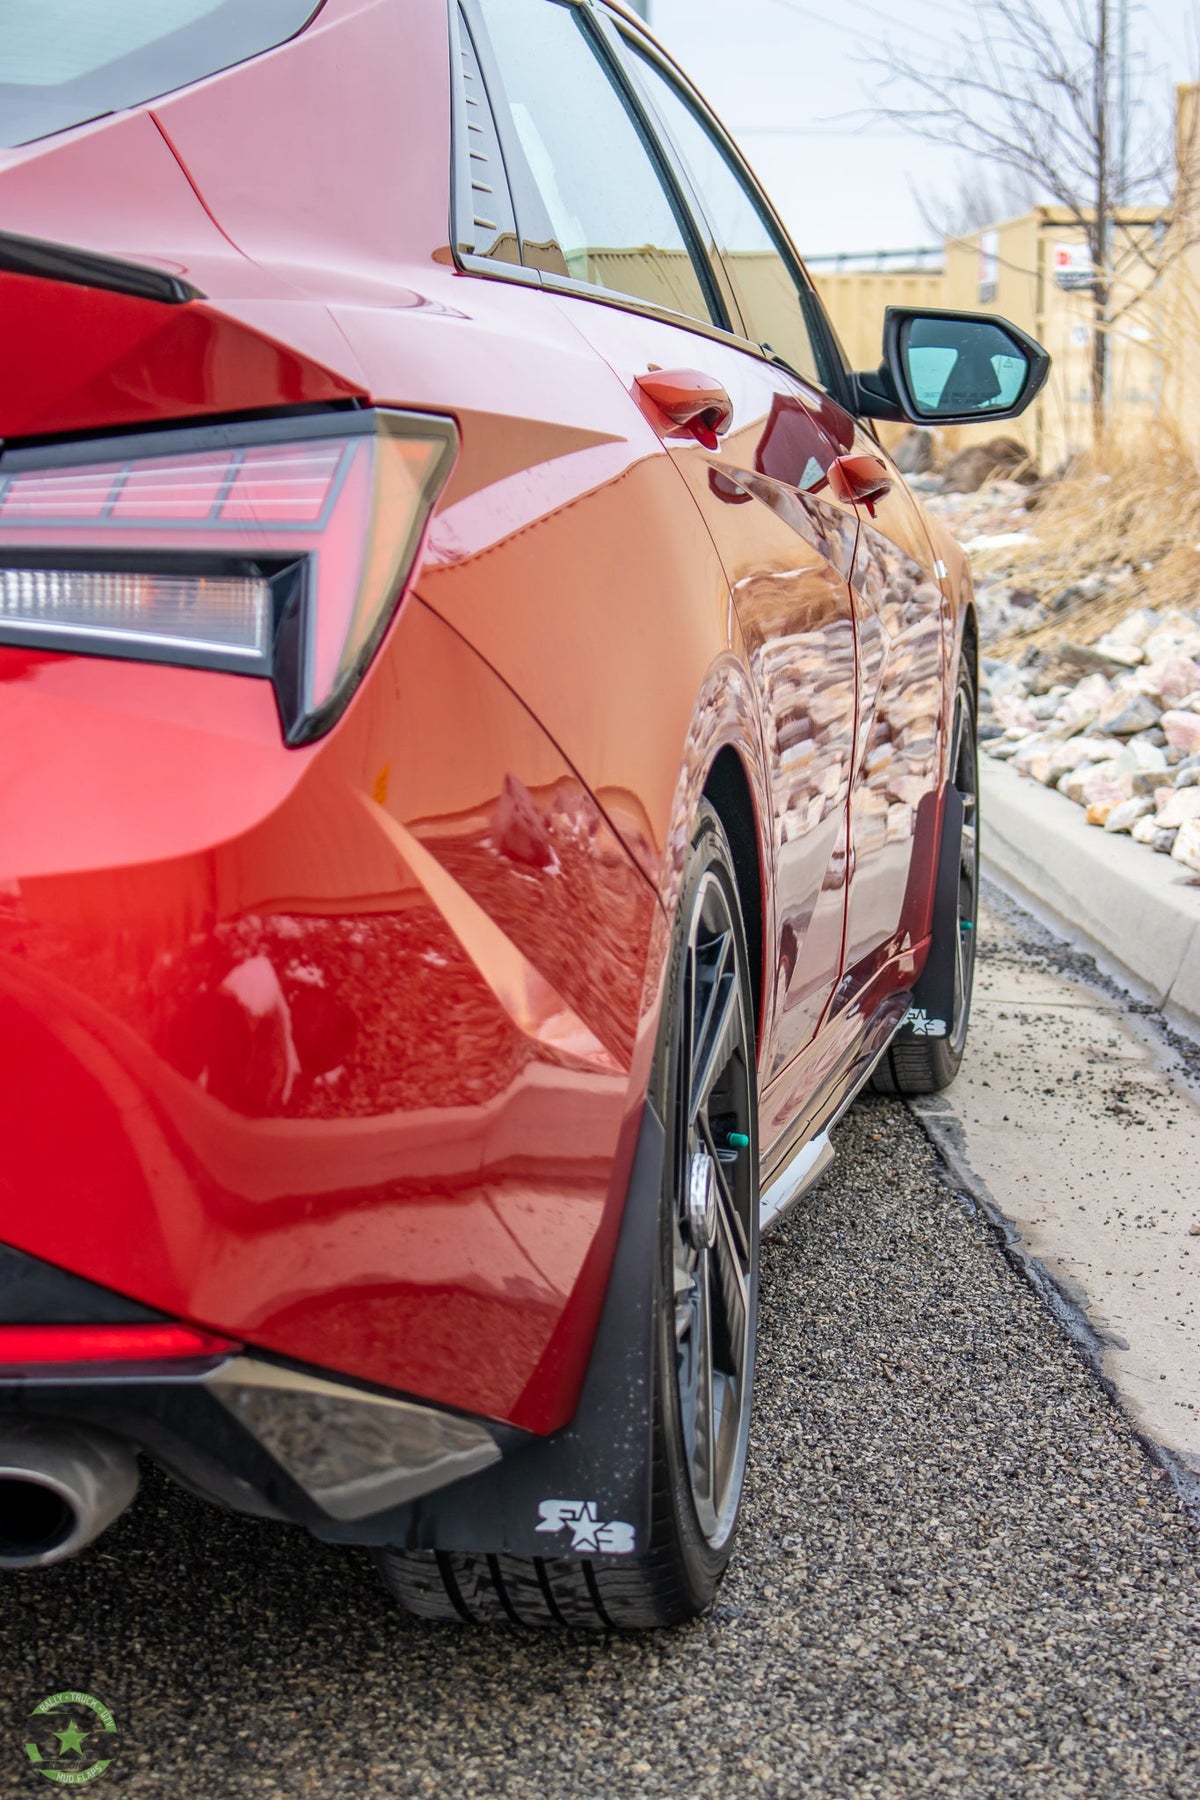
[897,781,964,1042]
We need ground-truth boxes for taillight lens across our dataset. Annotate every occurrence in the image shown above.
[0,410,457,743]
[0,1323,239,1369]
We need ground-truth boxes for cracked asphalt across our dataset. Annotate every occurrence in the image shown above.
[3,913,1198,1797]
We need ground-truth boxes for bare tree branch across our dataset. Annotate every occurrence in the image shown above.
[858,0,1195,442]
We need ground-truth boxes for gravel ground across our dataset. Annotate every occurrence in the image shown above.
[3,1096,1199,1798]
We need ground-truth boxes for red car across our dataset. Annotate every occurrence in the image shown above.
[0,0,1047,1628]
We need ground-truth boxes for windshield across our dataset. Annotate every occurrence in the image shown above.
[0,0,324,146]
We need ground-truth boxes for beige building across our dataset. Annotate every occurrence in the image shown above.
[813,206,1170,474]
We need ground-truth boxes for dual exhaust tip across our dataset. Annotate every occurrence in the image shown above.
[0,1423,138,1571]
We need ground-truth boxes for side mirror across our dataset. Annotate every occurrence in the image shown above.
[852,307,1051,427]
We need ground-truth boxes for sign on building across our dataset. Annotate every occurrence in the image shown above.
[1053,243,1095,292]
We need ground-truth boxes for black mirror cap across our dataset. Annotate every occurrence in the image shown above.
[851,306,1052,427]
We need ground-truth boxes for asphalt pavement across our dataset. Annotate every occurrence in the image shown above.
[3,900,1199,1799]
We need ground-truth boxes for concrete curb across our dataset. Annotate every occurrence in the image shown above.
[980,758,1200,1038]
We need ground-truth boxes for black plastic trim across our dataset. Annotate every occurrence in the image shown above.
[0,1242,165,1326]
[0,408,376,474]
[0,228,204,305]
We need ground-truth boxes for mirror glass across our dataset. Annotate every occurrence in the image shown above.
[902,317,1032,419]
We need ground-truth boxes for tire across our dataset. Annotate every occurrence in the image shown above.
[874,655,979,1096]
[378,802,760,1629]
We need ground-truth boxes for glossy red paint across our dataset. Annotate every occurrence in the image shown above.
[0,0,970,1443]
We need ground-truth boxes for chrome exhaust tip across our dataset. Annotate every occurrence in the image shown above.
[0,1423,138,1571]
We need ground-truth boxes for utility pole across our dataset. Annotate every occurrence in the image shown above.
[1116,0,1131,199]
[1093,0,1111,445]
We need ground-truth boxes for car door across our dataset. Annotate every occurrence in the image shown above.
[835,427,948,1018]
[467,0,862,1109]
[611,15,947,1027]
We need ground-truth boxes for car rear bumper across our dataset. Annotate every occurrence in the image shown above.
[0,1100,667,1556]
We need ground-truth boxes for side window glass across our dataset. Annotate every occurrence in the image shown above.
[623,44,826,389]
[476,0,718,326]
[455,6,521,265]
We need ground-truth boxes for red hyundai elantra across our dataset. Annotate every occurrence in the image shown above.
[0,0,1046,1627]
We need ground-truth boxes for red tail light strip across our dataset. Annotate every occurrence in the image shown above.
[0,1323,240,1367]
[0,442,349,531]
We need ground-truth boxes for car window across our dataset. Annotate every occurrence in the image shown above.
[475,0,718,327]
[621,41,826,389]
[0,0,323,148]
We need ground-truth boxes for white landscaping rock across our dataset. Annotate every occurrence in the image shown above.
[1171,817,1200,873]
[994,693,1040,732]
[1152,788,1200,830]
[1048,673,1116,738]
[1096,607,1162,655]
[1104,797,1156,833]
[1143,612,1200,663]
[1141,656,1200,705]
[1163,711,1200,755]
[1096,693,1162,736]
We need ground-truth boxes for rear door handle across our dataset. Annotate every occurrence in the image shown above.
[635,369,733,451]
[828,452,893,517]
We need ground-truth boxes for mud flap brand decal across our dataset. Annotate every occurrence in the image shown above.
[903,1007,947,1038]
[536,1500,636,1554]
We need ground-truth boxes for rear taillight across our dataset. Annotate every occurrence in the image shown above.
[0,1324,239,1369]
[0,410,457,743]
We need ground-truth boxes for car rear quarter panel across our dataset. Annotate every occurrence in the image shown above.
[0,594,664,1433]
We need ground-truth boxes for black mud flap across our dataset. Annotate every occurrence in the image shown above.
[895,781,963,1042]
[313,1102,667,1560]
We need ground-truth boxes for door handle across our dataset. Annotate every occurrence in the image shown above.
[828,453,893,517]
[635,369,734,451]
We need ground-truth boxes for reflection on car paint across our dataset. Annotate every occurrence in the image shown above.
[0,601,655,1429]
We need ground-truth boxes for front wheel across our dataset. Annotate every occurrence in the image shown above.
[377,802,760,1629]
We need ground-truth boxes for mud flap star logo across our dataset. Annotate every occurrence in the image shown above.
[536,1500,636,1554]
[903,1007,947,1038]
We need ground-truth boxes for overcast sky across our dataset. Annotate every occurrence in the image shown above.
[642,0,1200,260]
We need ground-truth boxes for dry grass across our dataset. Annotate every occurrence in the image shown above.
[980,431,1200,659]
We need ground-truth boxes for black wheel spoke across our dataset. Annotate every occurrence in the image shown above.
[672,868,757,1549]
[689,958,739,1126]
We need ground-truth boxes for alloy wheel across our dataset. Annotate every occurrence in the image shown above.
[670,871,756,1549]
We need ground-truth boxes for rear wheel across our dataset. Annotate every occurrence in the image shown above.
[874,656,979,1095]
[378,803,759,1628]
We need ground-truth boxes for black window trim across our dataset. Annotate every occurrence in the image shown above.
[598,5,856,405]
[450,0,777,354]
[448,0,543,286]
